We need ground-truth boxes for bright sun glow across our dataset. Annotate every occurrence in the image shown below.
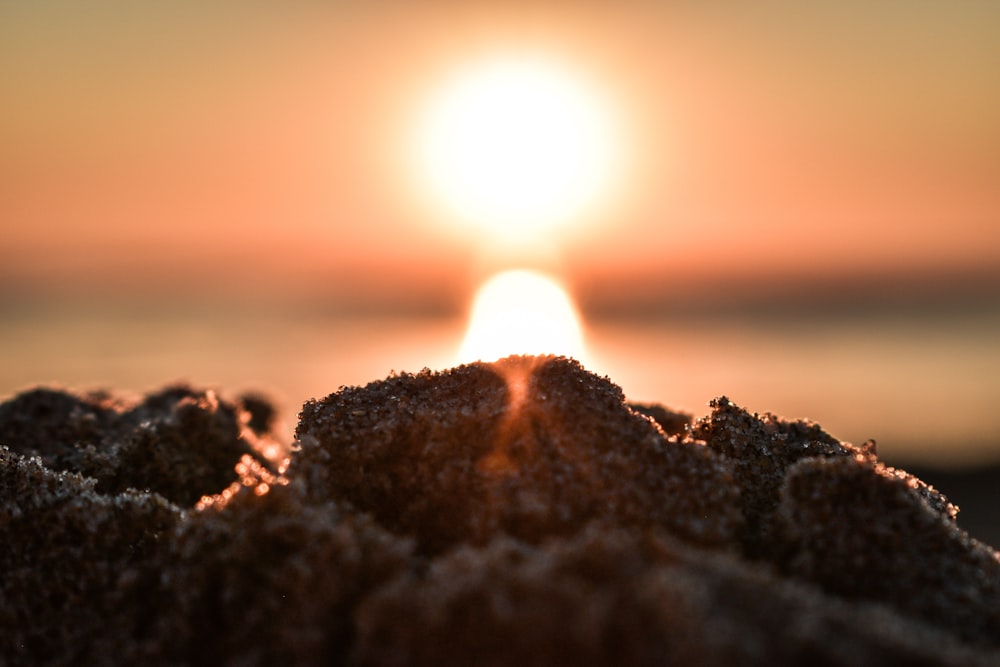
[415,55,619,236]
[458,269,586,363]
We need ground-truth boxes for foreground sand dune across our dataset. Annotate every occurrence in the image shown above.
[2,356,998,665]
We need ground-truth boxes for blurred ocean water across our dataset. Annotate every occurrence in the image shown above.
[1,301,998,467]
[589,310,1000,467]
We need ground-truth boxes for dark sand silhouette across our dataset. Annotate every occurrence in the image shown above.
[2,356,998,665]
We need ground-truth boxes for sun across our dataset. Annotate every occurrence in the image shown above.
[458,269,586,363]
[414,55,619,237]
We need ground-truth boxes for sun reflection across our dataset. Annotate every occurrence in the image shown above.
[458,270,586,364]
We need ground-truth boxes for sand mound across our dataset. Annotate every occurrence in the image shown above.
[2,356,998,665]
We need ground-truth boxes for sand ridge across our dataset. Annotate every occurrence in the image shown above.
[2,356,998,665]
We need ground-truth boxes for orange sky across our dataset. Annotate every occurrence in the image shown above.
[2,2,998,309]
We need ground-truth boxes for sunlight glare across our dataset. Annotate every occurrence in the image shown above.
[415,55,619,237]
[458,270,586,363]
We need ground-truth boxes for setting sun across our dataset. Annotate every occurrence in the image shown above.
[414,55,620,237]
[458,270,586,363]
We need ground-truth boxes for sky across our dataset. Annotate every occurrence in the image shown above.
[2,1,998,311]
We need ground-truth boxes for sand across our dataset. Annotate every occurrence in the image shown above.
[1,355,998,665]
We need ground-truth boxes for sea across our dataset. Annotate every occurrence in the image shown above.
[3,300,997,465]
